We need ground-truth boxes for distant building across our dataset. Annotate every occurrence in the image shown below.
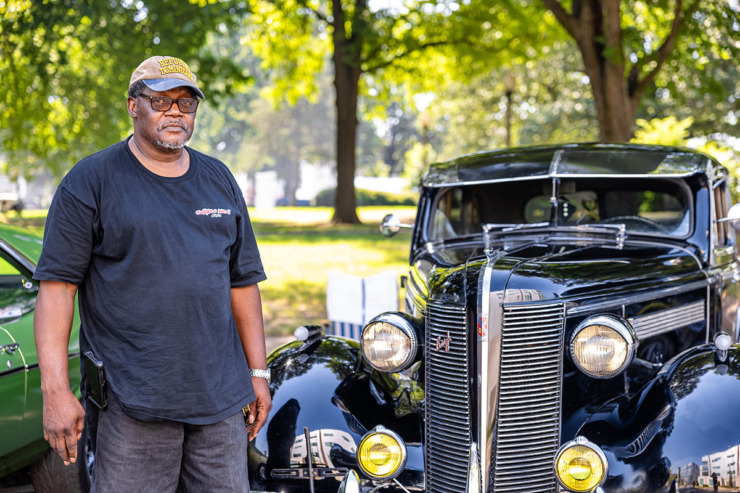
[678,462,700,486]
[698,444,740,487]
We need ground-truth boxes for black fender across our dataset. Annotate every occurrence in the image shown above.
[578,344,740,492]
[248,334,425,493]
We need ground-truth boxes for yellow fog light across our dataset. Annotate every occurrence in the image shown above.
[570,315,636,378]
[554,437,608,492]
[357,426,407,480]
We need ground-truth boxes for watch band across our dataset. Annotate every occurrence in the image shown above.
[250,368,271,383]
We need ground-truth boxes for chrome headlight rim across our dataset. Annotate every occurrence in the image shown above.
[553,436,608,492]
[357,426,407,480]
[570,314,637,379]
[360,312,419,373]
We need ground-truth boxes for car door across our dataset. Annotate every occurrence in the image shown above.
[0,247,39,457]
[0,325,27,458]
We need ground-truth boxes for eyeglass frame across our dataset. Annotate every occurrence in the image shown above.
[137,94,200,113]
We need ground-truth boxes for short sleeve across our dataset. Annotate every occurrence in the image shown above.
[33,185,96,285]
[229,190,266,287]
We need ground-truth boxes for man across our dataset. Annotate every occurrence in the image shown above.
[33,55,271,492]
[713,472,720,493]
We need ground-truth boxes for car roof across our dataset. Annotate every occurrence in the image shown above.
[0,223,43,264]
[422,143,717,187]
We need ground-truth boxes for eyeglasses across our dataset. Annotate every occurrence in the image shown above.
[138,95,199,113]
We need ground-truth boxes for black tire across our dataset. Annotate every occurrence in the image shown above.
[638,336,676,365]
[30,426,92,493]
[77,423,93,492]
[30,447,82,493]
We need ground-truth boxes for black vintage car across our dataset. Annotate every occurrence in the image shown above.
[249,144,740,493]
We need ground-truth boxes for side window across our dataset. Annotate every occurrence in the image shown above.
[0,252,37,323]
[713,181,733,248]
[431,188,480,239]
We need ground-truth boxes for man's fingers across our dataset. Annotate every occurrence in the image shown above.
[58,435,71,465]
[65,431,78,464]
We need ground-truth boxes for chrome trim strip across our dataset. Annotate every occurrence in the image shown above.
[423,172,702,188]
[0,366,25,378]
[466,443,480,493]
[549,150,563,177]
[628,300,705,339]
[567,279,709,315]
[477,248,498,492]
[707,284,711,343]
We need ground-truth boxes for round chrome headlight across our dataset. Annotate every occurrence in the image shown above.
[361,313,419,373]
[357,426,407,480]
[554,436,608,492]
[570,315,636,378]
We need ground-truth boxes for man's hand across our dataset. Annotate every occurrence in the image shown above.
[42,389,86,465]
[245,377,272,441]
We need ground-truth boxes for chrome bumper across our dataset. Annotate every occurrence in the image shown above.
[338,469,361,493]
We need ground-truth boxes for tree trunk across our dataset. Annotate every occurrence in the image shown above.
[543,0,692,143]
[330,0,362,224]
[543,0,634,142]
[573,0,634,142]
[284,157,300,207]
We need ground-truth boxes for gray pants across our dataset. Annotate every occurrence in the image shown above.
[88,393,249,493]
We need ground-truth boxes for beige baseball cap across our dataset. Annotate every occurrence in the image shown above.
[129,56,205,99]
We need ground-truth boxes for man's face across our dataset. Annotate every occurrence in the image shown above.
[127,86,197,152]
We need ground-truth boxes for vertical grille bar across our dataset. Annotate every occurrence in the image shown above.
[425,300,470,493]
[492,303,565,493]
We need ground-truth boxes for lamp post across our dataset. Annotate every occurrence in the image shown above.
[504,72,515,148]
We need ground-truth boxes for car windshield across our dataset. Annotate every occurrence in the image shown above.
[428,177,691,241]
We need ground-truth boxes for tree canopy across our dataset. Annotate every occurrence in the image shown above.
[0,0,248,179]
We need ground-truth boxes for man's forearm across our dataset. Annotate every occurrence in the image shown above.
[35,280,86,464]
[231,283,267,370]
[34,281,78,394]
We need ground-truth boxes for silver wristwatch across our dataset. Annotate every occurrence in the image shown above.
[250,368,271,383]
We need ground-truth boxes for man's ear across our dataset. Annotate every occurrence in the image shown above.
[127,97,138,118]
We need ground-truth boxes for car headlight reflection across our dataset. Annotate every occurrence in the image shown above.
[361,313,419,373]
[554,436,608,492]
[357,426,407,480]
[570,315,636,378]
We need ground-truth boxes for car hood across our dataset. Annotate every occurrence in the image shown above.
[427,241,705,303]
[0,223,43,264]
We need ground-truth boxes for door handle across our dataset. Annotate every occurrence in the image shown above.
[1,343,19,355]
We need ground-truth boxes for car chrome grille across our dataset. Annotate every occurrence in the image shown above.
[628,299,705,339]
[492,303,565,493]
[425,300,470,493]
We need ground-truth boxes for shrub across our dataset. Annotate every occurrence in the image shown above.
[313,188,417,207]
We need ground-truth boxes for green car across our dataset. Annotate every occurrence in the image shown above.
[0,223,87,492]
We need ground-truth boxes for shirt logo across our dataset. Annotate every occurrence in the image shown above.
[195,208,232,218]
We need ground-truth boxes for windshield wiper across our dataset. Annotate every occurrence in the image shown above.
[482,222,627,249]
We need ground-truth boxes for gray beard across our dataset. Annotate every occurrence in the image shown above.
[153,121,192,150]
[156,137,189,150]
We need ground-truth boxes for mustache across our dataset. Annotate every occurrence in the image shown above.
[157,121,190,132]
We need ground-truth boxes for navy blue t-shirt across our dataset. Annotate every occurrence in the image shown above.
[34,137,266,424]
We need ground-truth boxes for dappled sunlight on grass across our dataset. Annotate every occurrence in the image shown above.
[260,279,327,336]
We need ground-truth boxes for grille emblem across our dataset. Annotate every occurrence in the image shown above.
[435,331,451,352]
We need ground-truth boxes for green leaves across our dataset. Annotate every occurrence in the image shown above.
[0,0,249,180]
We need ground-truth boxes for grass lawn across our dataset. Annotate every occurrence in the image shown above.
[2,206,417,336]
